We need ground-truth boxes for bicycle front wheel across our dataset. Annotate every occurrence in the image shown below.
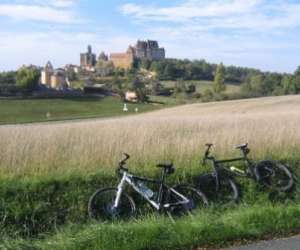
[168,184,208,216]
[197,173,239,204]
[88,188,136,221]
[255,161,294,192]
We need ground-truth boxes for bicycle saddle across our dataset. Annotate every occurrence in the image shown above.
[235,143,248,150]
[157,163,175,174]
[157,163,173,169]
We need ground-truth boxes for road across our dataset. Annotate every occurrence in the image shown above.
[224,235,300,250]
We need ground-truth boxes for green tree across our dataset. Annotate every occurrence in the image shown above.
[213,63,226,93]
[294,66,300,76]
[16,67,40,93]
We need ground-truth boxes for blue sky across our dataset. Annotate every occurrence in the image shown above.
[0,0,300,73]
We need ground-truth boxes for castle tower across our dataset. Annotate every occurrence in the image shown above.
[80,45,96,70]
[41,61,54,86]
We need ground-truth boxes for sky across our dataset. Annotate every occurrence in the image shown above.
[0,0,300,73]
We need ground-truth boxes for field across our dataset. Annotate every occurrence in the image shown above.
[0,96,169,124]
[162,80,241,94]
[0,95,299,249]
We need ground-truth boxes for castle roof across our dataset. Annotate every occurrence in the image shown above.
[45,61,53,70]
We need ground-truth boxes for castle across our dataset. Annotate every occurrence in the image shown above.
[134,40,165,60]
[80,40,165,70]
[110,40,165,69]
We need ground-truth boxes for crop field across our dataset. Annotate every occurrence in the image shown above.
[0,95,299,249]
[0,95,299,178]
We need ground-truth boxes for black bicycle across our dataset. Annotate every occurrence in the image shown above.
[88,153,208,221]
[198,143,294,203]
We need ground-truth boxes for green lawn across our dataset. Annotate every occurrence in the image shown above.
[0,96,169,125]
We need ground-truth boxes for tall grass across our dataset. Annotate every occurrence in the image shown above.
[0,95,300,178]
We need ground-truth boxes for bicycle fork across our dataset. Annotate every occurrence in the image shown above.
[113,172,127,209]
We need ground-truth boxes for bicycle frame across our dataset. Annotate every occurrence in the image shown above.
[113,170,190,212]
[215,156,255,178]
[203,145,257,193]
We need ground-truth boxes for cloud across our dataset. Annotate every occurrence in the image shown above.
[121,0,300,30]
[49,0,76,8]
[0,31,136,71]
[0,1,81,23]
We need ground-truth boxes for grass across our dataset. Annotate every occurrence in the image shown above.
[0,95,299,178]
[0,95,299,249]
[0,96,170,125]
[162,80,241,94]
[2,202,300,249]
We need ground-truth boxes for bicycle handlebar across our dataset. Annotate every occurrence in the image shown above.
[118,153,130,172]
[202,143,214,165]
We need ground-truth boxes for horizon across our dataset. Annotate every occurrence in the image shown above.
[0,0,300,73]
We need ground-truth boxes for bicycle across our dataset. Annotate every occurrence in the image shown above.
[88,153,208,221]
[198,143,294,203]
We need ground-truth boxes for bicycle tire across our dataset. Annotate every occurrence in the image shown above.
[166,184,208,216]
[197,173,239,203]
[254,160,294,192]
[88,187,136,221]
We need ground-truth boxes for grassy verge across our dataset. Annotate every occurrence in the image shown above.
[2,204,300,250]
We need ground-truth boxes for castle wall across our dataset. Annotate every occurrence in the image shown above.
[41,71,51,86]
[110,52,134,69]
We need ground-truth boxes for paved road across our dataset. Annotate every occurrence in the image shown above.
[224,235,300,250]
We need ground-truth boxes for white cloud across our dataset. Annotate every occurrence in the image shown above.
[121,0,300,30]
[0,1,81,23]
[49,0,76,8]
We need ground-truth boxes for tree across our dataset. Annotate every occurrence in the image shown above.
[213,63,226,93]
[294,66,300,76]
[16,67,40,93]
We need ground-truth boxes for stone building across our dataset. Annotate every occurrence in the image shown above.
[41,61,54,86]
[41,62,68,90]
[110,46,135,69]
[96,52,114,77]
[50,69,68,89]
[80,45,96,71]
[134,40,165,60]
[109,40,165,69]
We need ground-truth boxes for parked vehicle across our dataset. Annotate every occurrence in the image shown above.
[88,153,208,221]
[198,143,294,203]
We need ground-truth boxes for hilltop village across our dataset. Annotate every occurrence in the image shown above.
[40,40,166,91]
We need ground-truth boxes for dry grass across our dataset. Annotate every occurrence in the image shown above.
[1,95,300,178]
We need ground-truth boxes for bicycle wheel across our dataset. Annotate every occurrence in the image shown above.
[167,184,208,216]
[255,160,294,192]
[197,173,239,203]
[88,188,136,221]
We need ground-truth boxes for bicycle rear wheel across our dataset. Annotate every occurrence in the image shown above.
[255,161,294,192]
[88,188,136,221]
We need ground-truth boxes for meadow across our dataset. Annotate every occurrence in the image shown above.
[0,95,299,249]
[0,96,165,125]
